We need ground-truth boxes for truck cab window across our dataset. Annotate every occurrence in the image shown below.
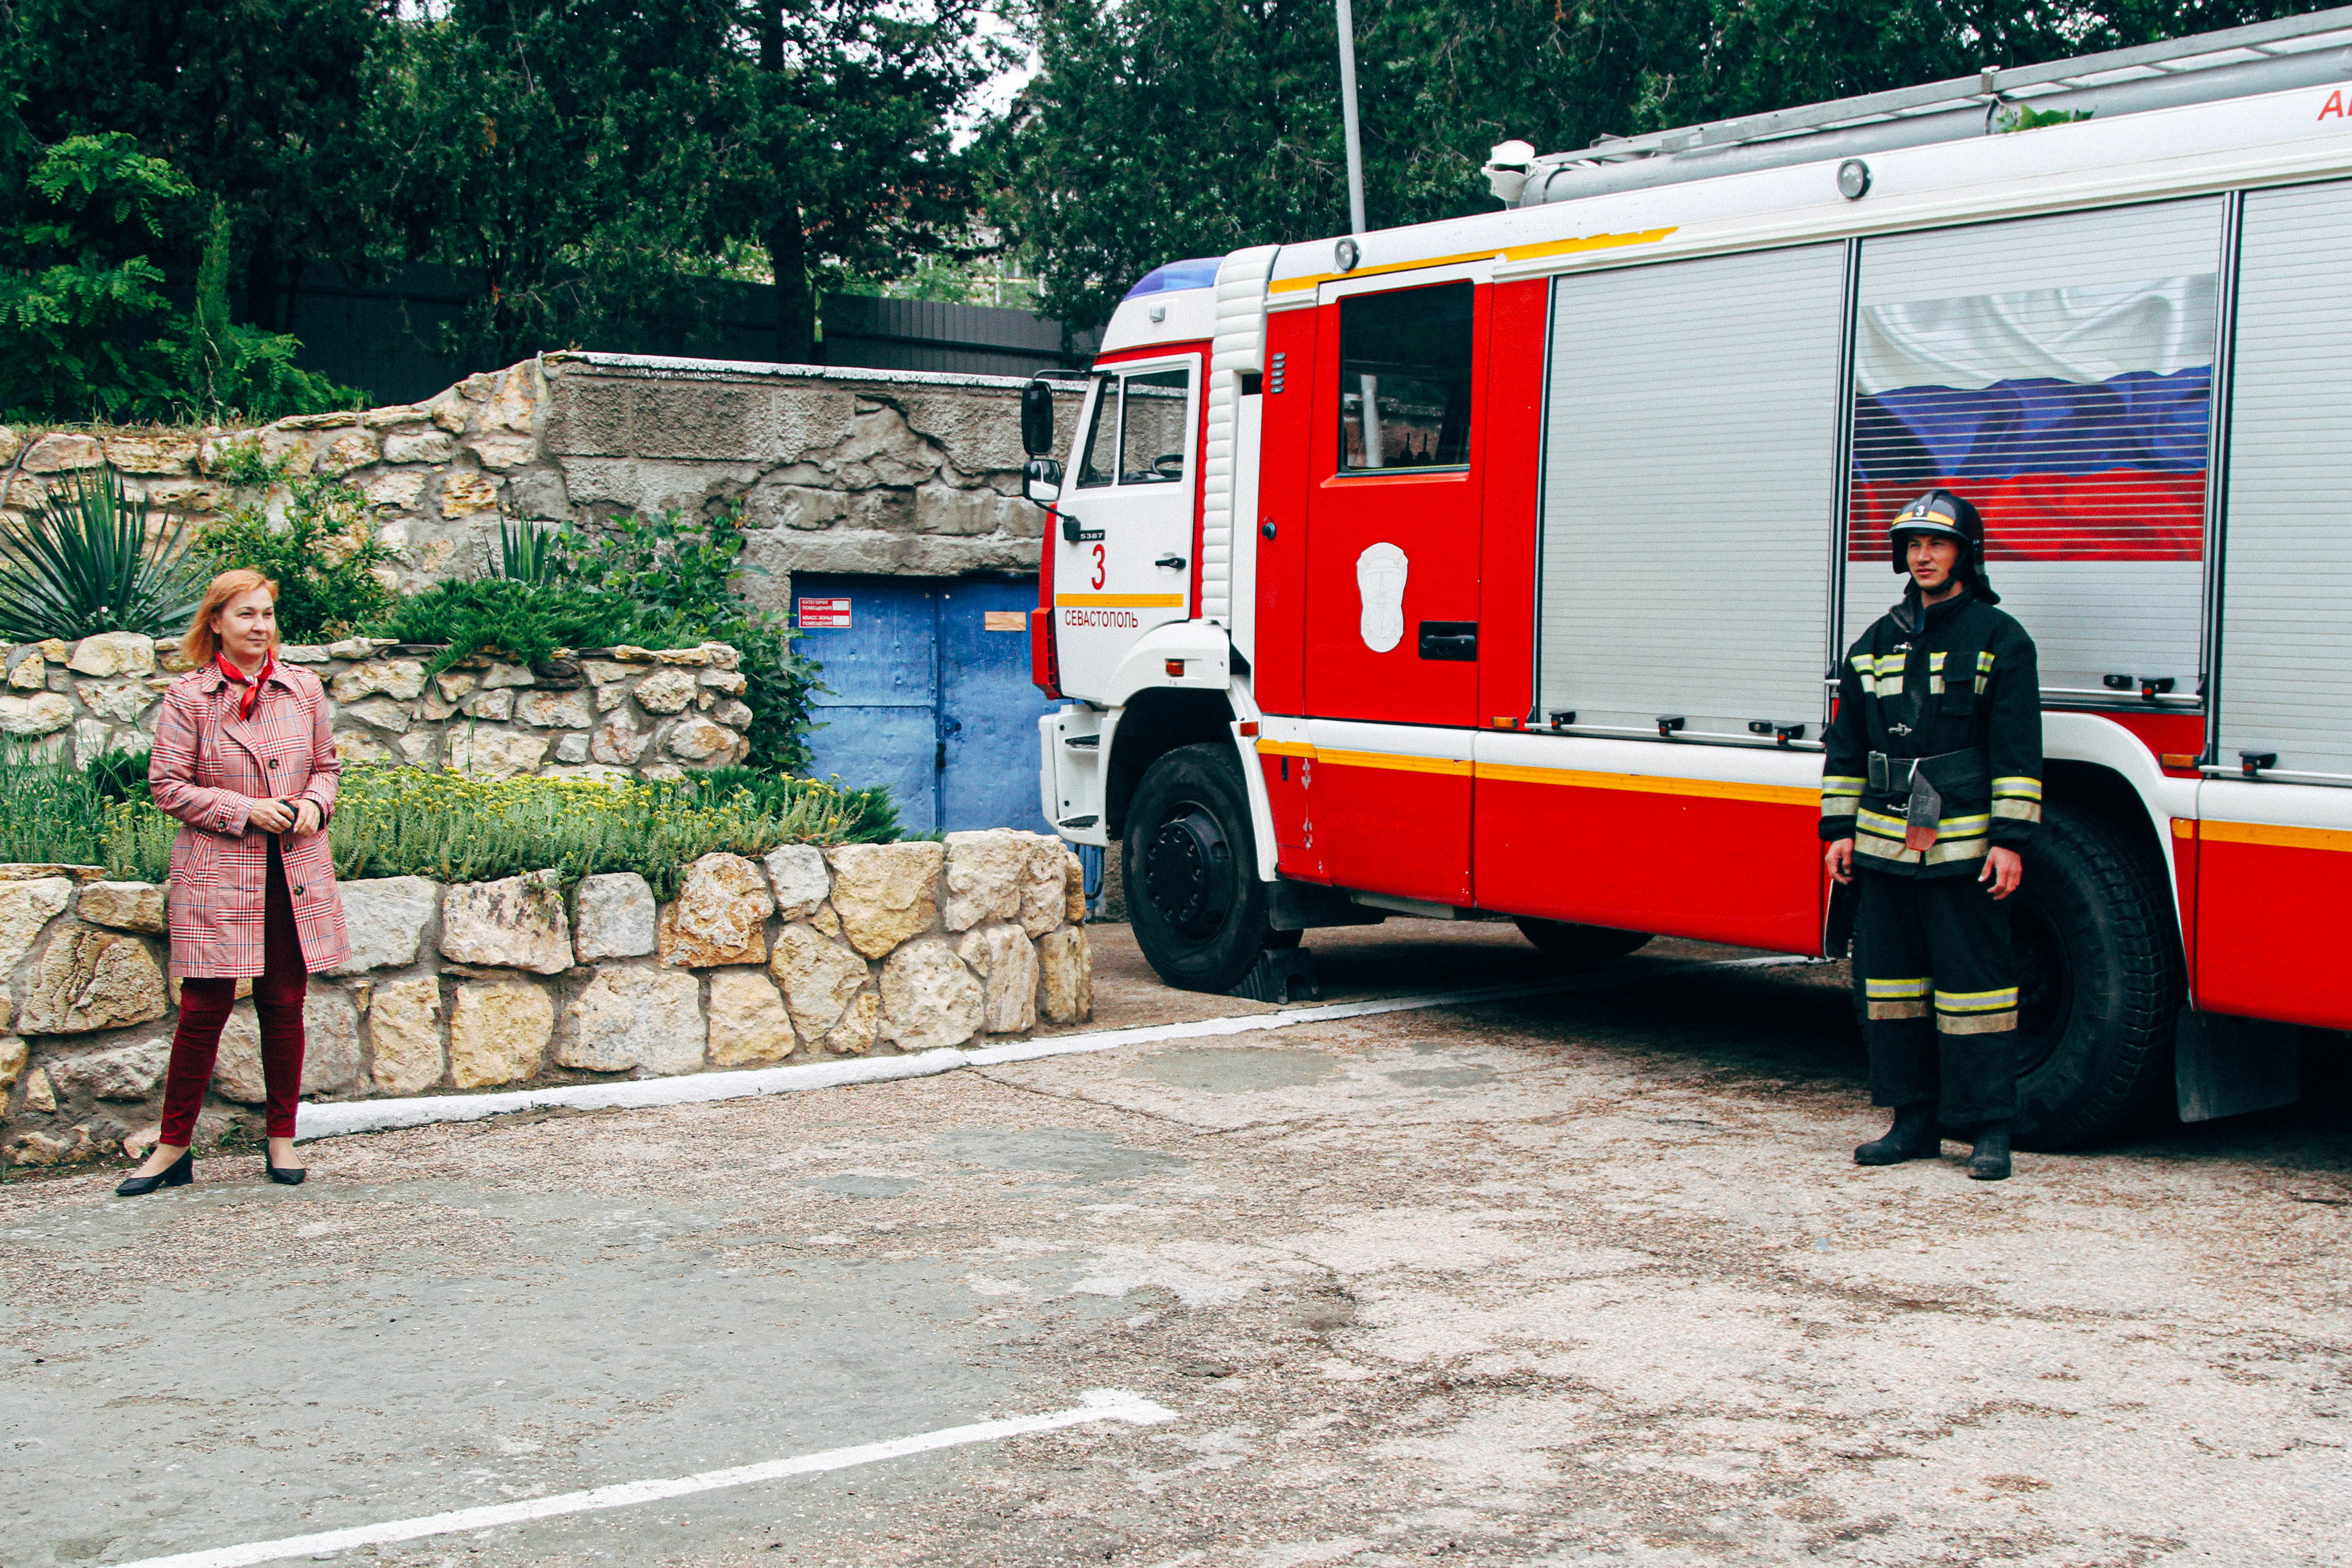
[1076,373,1118,488]
[1338,281,1473,471]
[1119,368,1191,483]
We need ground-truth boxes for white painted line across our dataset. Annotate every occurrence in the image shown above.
[298,953,1812,1141]
[110,1388,1177,1568]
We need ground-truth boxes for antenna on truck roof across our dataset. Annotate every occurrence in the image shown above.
[1507,5,2352,206]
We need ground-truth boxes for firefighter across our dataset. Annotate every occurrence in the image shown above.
[1822,490,2042,1181]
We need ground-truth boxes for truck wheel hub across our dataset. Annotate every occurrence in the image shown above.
[1145,808,1233,937]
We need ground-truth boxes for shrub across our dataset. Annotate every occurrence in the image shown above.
[563,508,823,773]
[0,469,209,641]
[193,466,399,642]
[0,744,108,867]
[373,577,665,677]
[495,517,575,585]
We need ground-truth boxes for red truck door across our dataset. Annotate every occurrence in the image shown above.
[1295,276,1488,905]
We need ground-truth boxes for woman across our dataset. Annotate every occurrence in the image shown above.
[117,569,351,1197]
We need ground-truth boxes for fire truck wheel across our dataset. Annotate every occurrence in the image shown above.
[1512,918,1653,963]
[1125,743,1276,992]
[2009,803,2185,1151]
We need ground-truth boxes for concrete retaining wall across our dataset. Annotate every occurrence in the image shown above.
[0,832,1093,1167]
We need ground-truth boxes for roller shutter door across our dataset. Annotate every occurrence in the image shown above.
[1537,244,1845,744]
[1846,199,2224,703]
[2216,180,2352,779]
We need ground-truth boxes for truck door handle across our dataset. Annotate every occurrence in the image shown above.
[1418,621,1478,661]
[1156,555,1186,570]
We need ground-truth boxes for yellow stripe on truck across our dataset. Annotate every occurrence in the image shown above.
[1268,227,1679,294]
[1054,594,1186,608]
[1474,761,1819,808]
[2200,819,2352,855]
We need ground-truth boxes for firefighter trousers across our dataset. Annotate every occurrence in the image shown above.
[1852,868,2020,1127]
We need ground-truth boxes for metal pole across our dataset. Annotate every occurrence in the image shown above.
[1334,0,1367,235]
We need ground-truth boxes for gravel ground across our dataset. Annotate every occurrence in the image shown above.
[3,922,2348,1568]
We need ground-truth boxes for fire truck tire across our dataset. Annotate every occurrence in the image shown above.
[1124,743,1276,993]
[2009,803,2184,1152]
[1512,919,1653,963]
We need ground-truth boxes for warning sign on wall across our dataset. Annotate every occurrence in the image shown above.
[983,611,1026,632]
[797,597,851,629]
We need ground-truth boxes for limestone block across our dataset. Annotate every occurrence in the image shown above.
[74,718,114,768]
[656,853,773,967]
[66,632,157,678]
[436,670,481,701]
[104,433,201,474]
[483,662,536,689]
[17,927,168,1034]
[824,841,944,957]
[0,879,76,973]
[8,652,43,689]
[49,1036,169,1100]
[76,679,154,723]
[445,727,547,778]
[707,969,796,1066]
[1065,851,1088,924]
[1037,925,1093,1024]
[367,976,444,1094]
[763,845,829,921]
[448,980,552,1087]
[0,1035,22,1088]
[210,1003,267,1103]
[483,365,539,434]
[699,667,748,695]
[319,431,380,477]
[24,433,101,472]
[557,966,703,1074]
[335,733,396,765]
[810,902,843,939]
[768,922,871,1039]
[5,1125,92,1165]
[700,643,740,669]
[745,483,850,532]
[590,714,649,766]
[462,688,515,721]
[440,871,573,974]
[78,881,165,934]
[23,1064,56,1111]
[878,939,984,1051]
[0,991,13,1034]
[304,989,363,1095]
[326,636,391,659]
[279,645,330,664]
[574,873,656,962]
[331,659,426,703]
[383,430,454,464]
[1019,835,1069,937]
[515,688,592,728]
[583,660,632,685]
[955,920,1039,1035]
[0,426,18,466]
[144,478,227,513]
[712,699,754,728]
[395,731,439,768]
[662,715,744,765]
[914,483,1027,538]
[343,696,411,733]
[441,471,499,515]
[819,989,877,1055]
[554,733,589,763]
[472,435,537,470]
[428,389,469,434]
[363,471,428,510]
[330,876,440,973]
[943,830,1025,932]
[633,667,697,714]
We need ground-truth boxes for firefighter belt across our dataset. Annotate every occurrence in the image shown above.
[1868,748,1989,852]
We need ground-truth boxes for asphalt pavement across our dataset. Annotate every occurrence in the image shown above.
[4,921,2348,1568]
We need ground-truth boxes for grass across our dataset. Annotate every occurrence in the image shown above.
[0,748,901,899]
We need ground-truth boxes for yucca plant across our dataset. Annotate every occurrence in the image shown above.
[0,468,209,641]
[496,516,575,585]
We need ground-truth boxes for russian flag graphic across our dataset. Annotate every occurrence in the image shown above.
[1848,274,2216,562]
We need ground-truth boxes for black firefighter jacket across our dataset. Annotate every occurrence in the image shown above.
[1820,587,2044,879]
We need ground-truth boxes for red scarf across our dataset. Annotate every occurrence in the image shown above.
[215,653,275,721]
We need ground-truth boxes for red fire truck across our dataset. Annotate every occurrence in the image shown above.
[1021,9,2352,1146]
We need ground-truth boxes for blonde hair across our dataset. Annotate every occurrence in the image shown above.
[181,569,280,667]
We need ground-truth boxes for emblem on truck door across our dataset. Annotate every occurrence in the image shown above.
[1356,542,1409,652]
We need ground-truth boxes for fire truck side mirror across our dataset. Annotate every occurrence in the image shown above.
[1023,457,1063,507]
[1021,379,1056,457]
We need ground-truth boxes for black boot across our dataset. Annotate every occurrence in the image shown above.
[1967,1123,2012,1181]
[1854,1103,1939,1166]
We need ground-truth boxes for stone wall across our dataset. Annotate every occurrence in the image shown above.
[1,630,756,779]
[0,830,1093,1167]
[0,353,1084,613]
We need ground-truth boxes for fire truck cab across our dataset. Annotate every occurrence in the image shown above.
[1023,9,2352,1147]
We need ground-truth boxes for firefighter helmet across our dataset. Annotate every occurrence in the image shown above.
[1888,488,1998,603]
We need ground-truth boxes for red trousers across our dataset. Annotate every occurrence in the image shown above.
[159,838,308,1143]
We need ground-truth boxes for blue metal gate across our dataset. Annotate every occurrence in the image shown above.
[790,575,1056,835]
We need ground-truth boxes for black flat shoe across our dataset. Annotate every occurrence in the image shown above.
[266,1162,307,1186]
[116,1151,193,1197]
[1967,1124,2012,1181]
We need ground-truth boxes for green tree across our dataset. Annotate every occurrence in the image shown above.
[988,0,2339,331]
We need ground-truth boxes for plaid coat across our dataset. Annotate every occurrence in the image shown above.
[149,662,351,978]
